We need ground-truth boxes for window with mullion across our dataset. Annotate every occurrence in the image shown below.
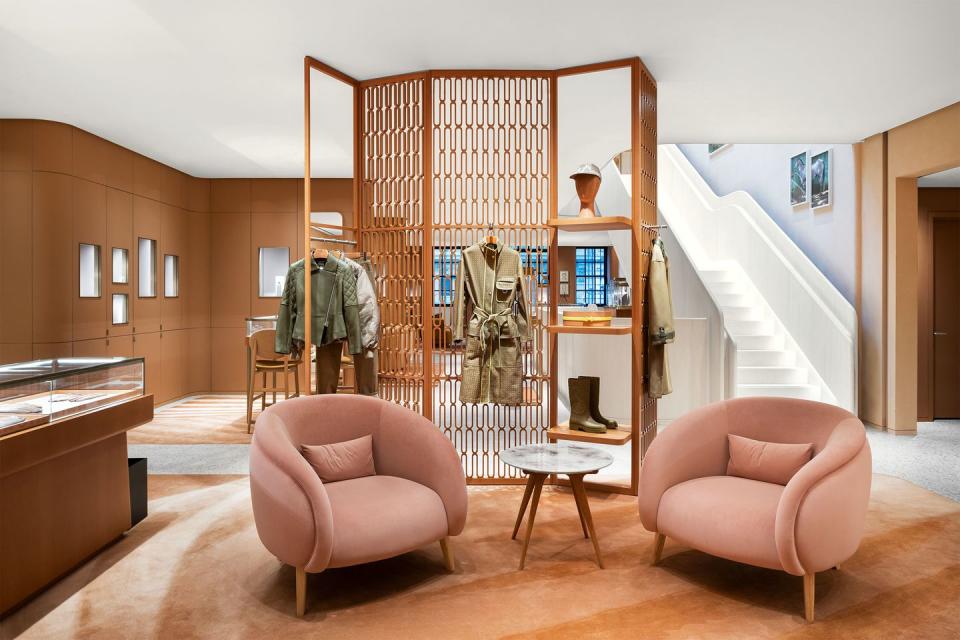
[574,247,607,306]
[433,247,462,306]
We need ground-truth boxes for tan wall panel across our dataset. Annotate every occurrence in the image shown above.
[301,178,354,229]
[184,177,210,213]
[72,178,107,341]
[185,327,211,393]
[132,331,161,399]
[250,212,296,317]
[73,129,133,193]
[160,206,185,331]
[184,212,211,329]
[32,172,73,343]
[132,196,163,334]
[72,337,109,357]
[31,121,72,174]
[133,154,179,205]
[1,170,33,343]
[33,342,72,359]
[210,327,246,391]
[210,212,251,327]
[106,334,134,358]
[252,179,297,213]
[884,101,960,430]
[858,135,886,426]
[211,179,251,213]
[1,120,33,171]
[0,344,32,365]
[159,329,185,403]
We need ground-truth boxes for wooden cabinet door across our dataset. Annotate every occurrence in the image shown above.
[132,197,162,334]
[160,206,185,331]
[73,178,107,341]
[159,329,185,403]
[106,188,133,336]
[934,219,960,418]
[72,338,109,357]
[106,334,134,358]
[1,170,33,344]
[33,172,73,343]
[132,331,161,401]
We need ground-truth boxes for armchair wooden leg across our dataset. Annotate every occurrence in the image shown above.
[295,566,307,617]
[652,532,666,565]
[803,573,815,622]
[439,537,455,572]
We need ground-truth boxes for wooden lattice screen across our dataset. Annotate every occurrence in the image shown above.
[351,61,657,489]
[430,74,552,480]
[359,77,427,414]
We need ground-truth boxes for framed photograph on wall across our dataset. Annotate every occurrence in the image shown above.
[559,282,569,296]
[559,270,569,283]
[810,149,831,209]
[790,151,807,206]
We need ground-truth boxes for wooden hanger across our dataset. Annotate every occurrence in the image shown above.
[483,223,498,246]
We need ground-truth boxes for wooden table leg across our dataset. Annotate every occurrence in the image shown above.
[512,473,537,540]
[570,475,589,539]
[518,473,546,570]
[570,474,604,569]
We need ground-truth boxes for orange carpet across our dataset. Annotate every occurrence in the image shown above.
[4,474,959,639]
[128,395,254,444]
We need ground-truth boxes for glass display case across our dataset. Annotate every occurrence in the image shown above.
[0,357,144,436]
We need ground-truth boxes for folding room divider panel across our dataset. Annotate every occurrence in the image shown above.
[304,58,657,491]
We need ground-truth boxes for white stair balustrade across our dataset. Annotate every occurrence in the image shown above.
[647,145,857,411]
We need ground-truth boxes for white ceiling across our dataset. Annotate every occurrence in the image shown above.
[918,166,960,187]
[1,0,959,178]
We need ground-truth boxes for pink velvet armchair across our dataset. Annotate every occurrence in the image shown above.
[639,397,871,622]
[250,395,467,616]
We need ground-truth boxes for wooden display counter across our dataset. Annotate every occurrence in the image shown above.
[0,394,154,615]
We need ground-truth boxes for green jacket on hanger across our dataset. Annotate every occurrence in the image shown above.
[275,254,363,357]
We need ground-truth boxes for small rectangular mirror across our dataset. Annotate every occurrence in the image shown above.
[112,293,128,324]
[259,247,290,297]
[112,247,129,284]
[79,243,101,298]
[138,238,156,297]
[164,255,179,298]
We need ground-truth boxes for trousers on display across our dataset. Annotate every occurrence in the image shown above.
[315,341,378,396]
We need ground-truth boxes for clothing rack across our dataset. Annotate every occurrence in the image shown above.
[641,223,669,231]
[309,236,358,245]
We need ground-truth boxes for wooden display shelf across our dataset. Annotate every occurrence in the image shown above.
[548,423,633,445]
[547,216,632,232]
[547,323,632,335]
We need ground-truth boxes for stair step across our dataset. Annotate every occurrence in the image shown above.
[737,350,795,367]
[716,293,754,308]
[737,383,820,400]
[728,319,774,335]
[710,281,745,295]
[732,334,784,350]
[738,366,808,384]
[699,268,737,283]
[722,305,763,321]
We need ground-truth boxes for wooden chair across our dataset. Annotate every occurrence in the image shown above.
[247,329,301,432]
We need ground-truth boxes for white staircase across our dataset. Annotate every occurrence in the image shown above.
[653,145,857,412]
[699,263,820,401]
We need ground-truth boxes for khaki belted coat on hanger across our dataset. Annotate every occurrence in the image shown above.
[452,241,531,405]
[647,237,674,398]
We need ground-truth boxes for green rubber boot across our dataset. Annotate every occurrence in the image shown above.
[580,376,618,430]
[568,377,606,433]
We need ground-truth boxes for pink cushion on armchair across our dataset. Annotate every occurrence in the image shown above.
[302,434,376,483]
[727,433,813,486]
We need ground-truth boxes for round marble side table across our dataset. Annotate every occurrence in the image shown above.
[500,443,613,569]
